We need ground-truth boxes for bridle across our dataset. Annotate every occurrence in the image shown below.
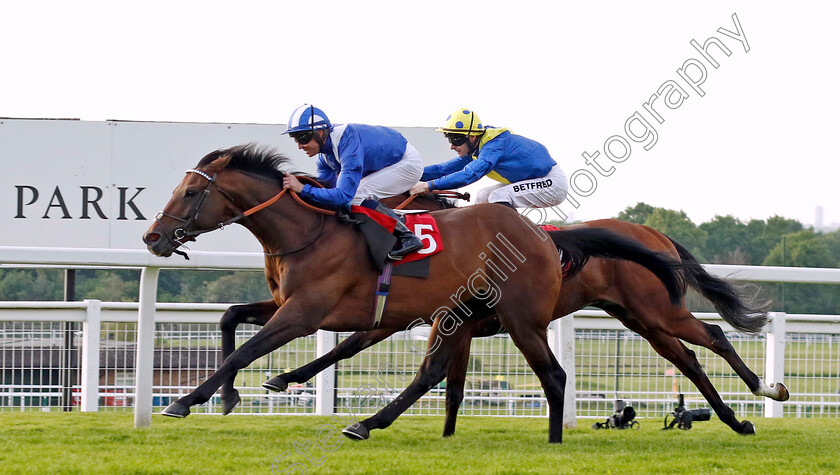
[153,166,471,259]
[153,167,333,259]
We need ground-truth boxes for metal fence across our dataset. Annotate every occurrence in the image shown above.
[1,301,838,424]
[1,247,839,426]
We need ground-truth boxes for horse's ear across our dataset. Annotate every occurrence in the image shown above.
[207,154,231,172]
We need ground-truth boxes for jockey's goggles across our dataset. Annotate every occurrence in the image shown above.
[445,133,469,146]
[291,131,315,144]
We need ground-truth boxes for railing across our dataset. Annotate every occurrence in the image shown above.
[2,246,840,427]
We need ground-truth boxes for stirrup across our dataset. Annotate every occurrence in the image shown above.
[387,236,423,261]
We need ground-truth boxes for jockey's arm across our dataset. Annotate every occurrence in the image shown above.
[420,155,472,181]
[428,156,495,191]
[314,156,337,188]
[301,140,364,207]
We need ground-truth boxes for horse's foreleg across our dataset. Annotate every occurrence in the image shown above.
[342,319,474,441]
[644,329,756,435]
[218,301,278,415]
[263,328,395,392]
[163,303,316,418]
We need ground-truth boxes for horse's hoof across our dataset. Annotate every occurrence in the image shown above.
[263,375,289,392]
[740,420,755,435]
[772,382,790,401]
[342,423,370,441]
[221,391,241,415]
[161,401,191,418]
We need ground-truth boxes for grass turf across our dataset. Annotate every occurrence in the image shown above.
[1,413,838,474]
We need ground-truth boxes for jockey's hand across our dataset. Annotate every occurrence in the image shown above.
[283,175,305,193]
[409,182,431,196]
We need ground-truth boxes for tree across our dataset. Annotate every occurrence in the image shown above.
[699,215,749,264]
[204,272,271,303]
[744,216,803,265]
[818,229,840,265]
[616,202,655,224]
[763,230,840,314]
[75,270,140,302]
[643,208,708,261]
[764,230,837,268]
[0,269,63,300]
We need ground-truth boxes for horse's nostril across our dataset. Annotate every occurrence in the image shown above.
[144,232,161,244]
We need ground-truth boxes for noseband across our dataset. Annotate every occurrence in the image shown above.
[153,169,236,246]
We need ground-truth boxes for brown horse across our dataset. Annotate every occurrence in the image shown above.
[248,191,788,440]
[142,144,684,444]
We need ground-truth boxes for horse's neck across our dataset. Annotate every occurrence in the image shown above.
[231,181,328,256]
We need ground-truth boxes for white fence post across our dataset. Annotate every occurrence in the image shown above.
[764,312,786,418]
[548,316,577,428]
[315,330,337,416]
[80,299,101,412]
[134,267,160,427]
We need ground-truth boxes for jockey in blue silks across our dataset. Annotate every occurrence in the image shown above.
[410,108,568,210]
[282,104,423,260]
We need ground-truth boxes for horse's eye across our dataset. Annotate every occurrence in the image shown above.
[184,189,198,198]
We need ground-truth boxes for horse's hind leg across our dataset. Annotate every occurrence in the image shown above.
[442,334,471,438]
[443,318,505,437]
[343,319,475,441]
[643,329,756,434]
[502,320,567,443]
[218,301,277,414]
[668,316,789,401]
[263,328,395,392]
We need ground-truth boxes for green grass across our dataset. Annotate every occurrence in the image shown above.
[1,413,839,474]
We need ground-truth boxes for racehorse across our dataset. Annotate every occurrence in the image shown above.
[244,191,788,439]
[142,144,684,444]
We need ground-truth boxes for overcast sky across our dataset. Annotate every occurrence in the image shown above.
[3,1,838,228]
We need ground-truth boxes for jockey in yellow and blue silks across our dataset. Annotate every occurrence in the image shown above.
[282,104,423,260]
[409,108,569,209]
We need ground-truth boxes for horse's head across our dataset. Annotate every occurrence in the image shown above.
[142,153,237,258]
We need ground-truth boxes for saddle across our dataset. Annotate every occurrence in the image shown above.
[348,206,442,278]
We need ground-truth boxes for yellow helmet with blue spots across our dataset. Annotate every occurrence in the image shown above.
[436,108,485,135]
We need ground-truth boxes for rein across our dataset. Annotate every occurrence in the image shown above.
[155,168,335,258]
[157,167,471,258]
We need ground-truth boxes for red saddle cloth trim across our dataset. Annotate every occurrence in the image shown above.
[350,205,397,233]
[397,213,444,265]
[540,224,562,231]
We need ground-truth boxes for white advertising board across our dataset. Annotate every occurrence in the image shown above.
[1,119,452,252]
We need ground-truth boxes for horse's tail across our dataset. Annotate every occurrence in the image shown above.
[666,237,770,333]
[549,228,685,305]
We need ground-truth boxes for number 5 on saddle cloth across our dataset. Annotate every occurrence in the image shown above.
[347,202,444,328]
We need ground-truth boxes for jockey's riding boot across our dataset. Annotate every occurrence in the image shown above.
[495,201,516,209]
[366,200,423,260]
[389,220,424,260]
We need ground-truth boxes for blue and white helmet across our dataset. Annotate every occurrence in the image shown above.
[282,104,331,135]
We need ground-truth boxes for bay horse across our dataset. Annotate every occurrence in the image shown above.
[244,191,788,439]
[142,144,684,444]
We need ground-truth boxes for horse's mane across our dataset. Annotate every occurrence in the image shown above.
[391,191,458,209]
[197,143,316,183]
[425,193,458,209]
